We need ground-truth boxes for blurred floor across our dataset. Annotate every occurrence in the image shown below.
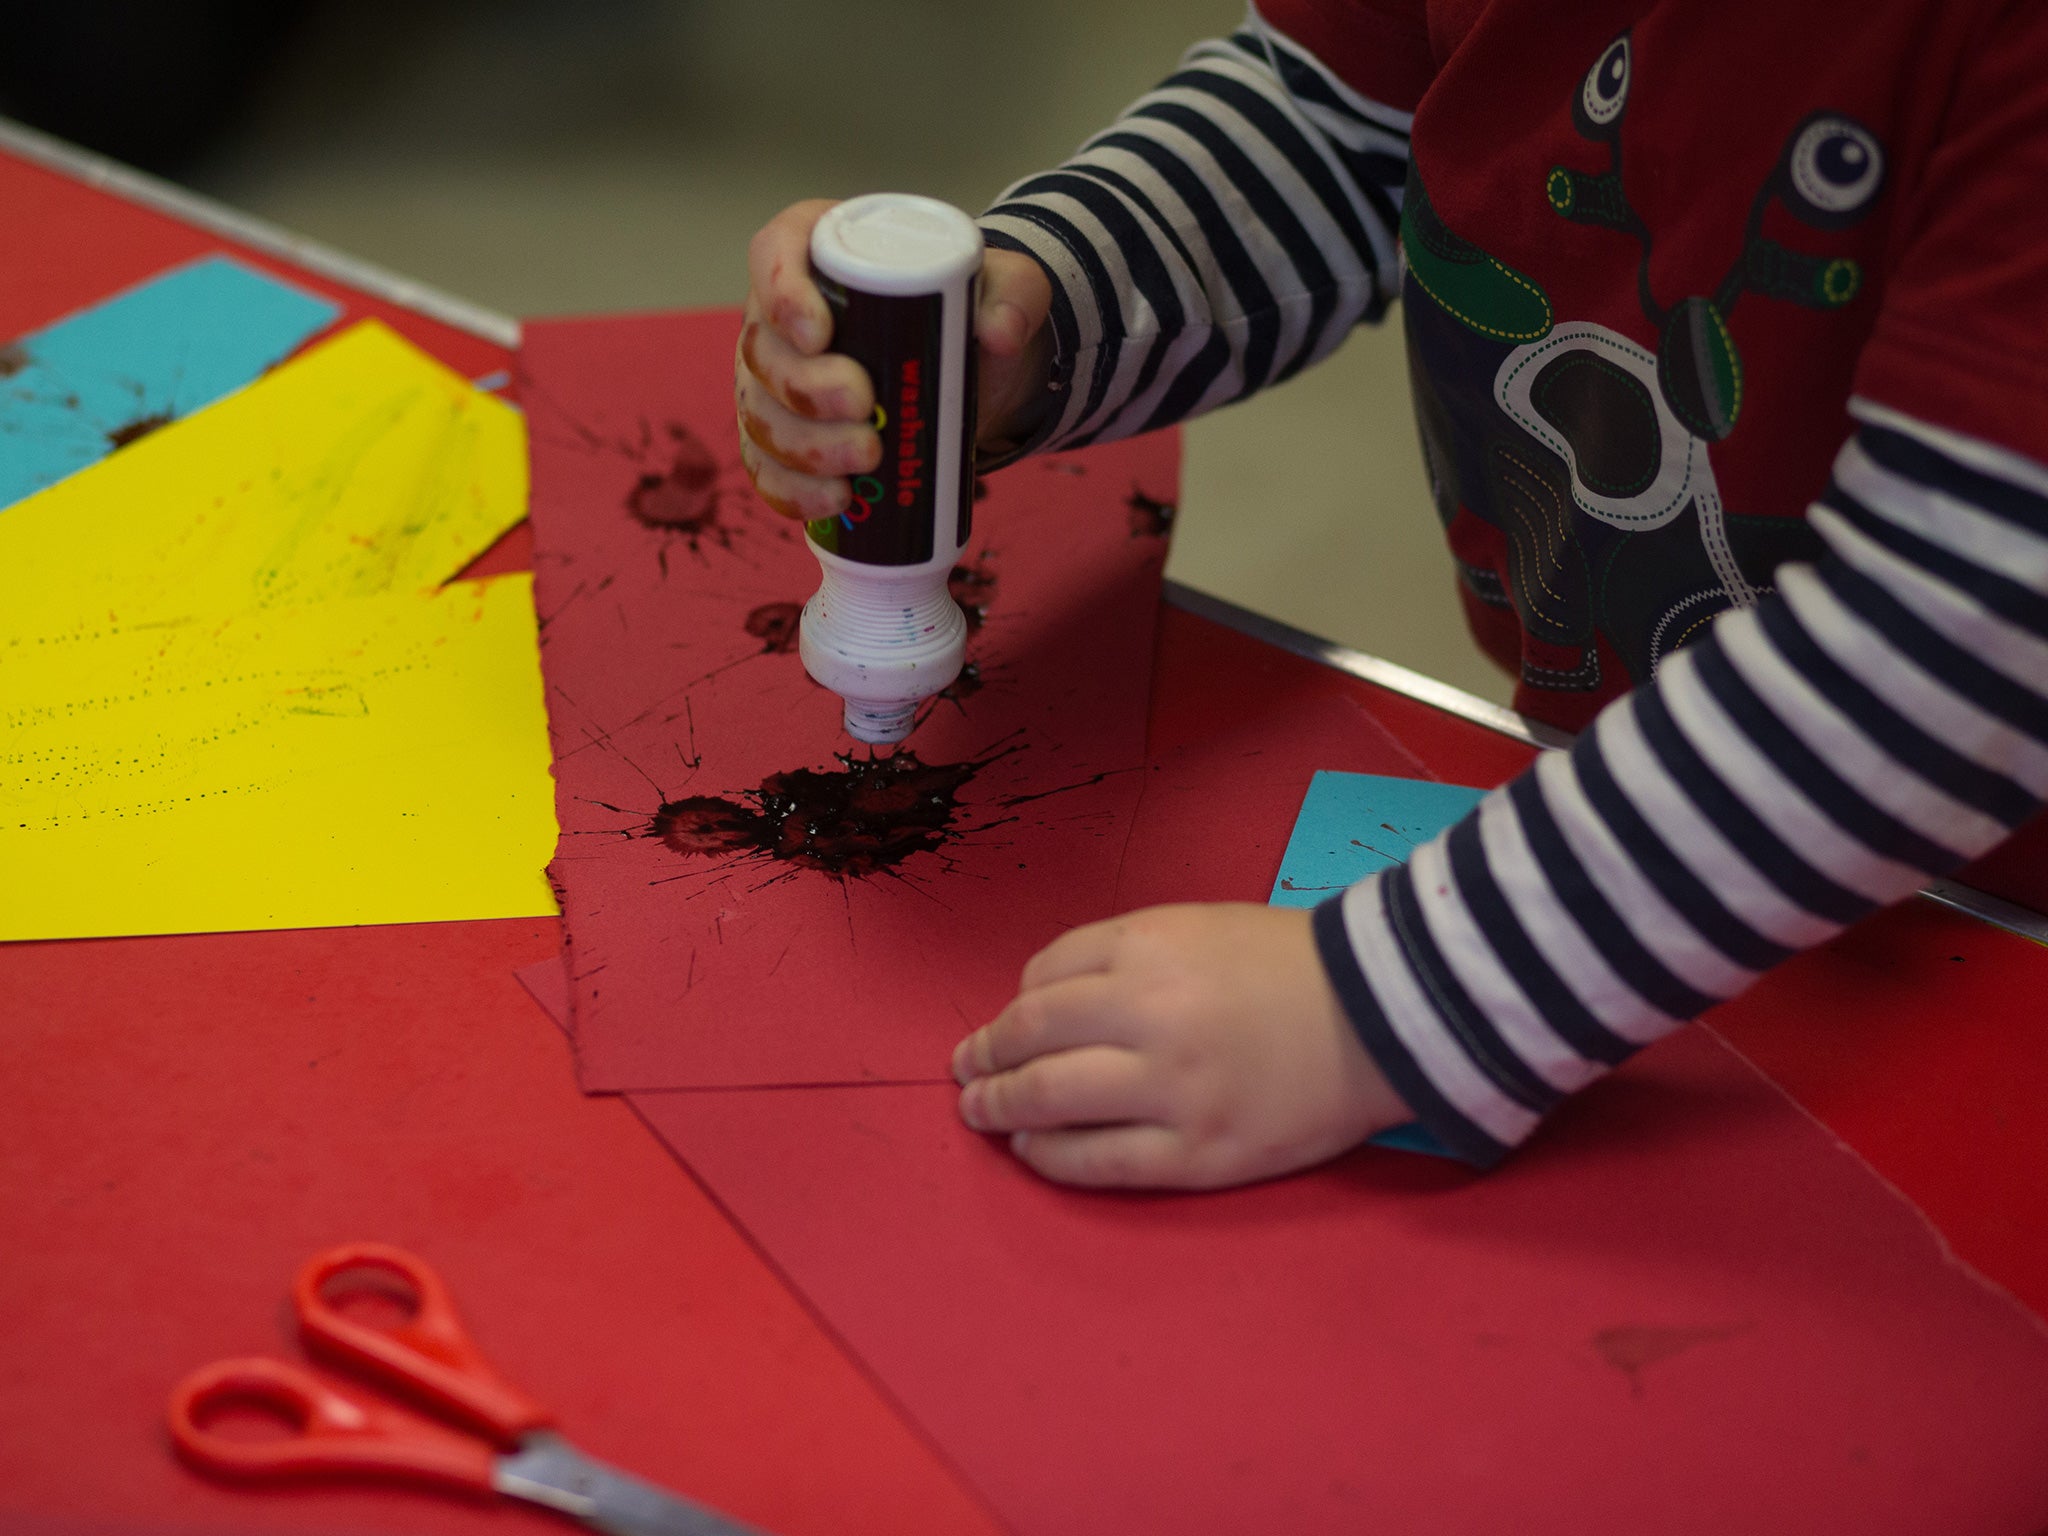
[183,0,1510,703]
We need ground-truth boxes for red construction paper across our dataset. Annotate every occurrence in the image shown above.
[521,312,1176,1091]
[1111,600,1540,915]
[634,1056,2048,1536]
[0,922,1003,1536]
[0,151,509,383]
[511,609,2048,1531]
[1702,898,2048,1320]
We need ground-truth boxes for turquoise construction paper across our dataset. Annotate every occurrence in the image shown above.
[1271,771,1491,1159]
[0,255,339,511]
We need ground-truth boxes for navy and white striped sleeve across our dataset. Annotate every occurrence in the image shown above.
[977,6,1411,458]
[1316,401,2048,1163]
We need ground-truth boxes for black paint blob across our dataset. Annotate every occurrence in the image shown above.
[1126,488,1176,538]
[744,600,804,654]
[0,343,29,378]
[649,747,1013,879]
[107,410,174,449]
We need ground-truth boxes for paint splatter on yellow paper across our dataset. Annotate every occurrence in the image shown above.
[0,320,525,641]
[0,574,557,939]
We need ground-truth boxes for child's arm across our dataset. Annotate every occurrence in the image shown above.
[957,403,2048,1179]
[949,7,2048,1180]
[746,5,2048,1189]
[736,12,1411,516]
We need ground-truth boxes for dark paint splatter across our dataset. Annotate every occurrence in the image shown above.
[107,411,174,449]
[627,423,724,541]
[0,343,29,378]
[744,601,804,654]
[1593,1325,1745,1399]
[649,744,1018,880]
[1126,488,1176,538]
[949,554,997,633]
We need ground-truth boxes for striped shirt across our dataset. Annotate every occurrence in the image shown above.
[980,10,2048,1162]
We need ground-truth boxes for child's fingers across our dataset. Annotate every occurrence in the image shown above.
[746,199,838,355]
[957,1044,1155,1134]
[735,368,881,479]
[737,311,875,424]
[736,432,851,523]
[1017,915,1125,991]
[952,973,1136,1082]
[1007,1124,1193,1189]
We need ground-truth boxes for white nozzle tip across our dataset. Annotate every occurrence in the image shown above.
[843,701,918,745]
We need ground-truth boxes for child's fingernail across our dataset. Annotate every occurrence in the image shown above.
[959,1083,986,1130]
[1010,1131,1031,1156]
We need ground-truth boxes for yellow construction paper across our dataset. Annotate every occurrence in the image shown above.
[0,320,526,641]
[0,574,558,939]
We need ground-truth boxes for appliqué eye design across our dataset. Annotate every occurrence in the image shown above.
[1576,35,1631,135]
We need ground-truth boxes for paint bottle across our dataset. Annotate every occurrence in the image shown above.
[800,194,981,745]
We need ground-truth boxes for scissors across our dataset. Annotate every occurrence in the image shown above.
[168,1242,771,1536]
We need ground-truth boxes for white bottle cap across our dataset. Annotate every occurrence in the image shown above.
[812,194,983,296]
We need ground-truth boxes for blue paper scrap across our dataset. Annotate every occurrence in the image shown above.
[1270,771,1491,1160]
[0,255,340,511]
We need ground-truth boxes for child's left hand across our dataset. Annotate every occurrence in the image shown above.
[951,903,1411,1189]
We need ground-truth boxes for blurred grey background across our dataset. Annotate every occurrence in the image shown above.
[0,0,1511,703]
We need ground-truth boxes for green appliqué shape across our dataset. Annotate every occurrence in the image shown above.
[1401,174,1554,343]
[1658,296,1743,440]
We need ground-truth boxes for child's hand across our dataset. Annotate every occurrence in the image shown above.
[951,904,1411,1189]
[736,200,1056,522]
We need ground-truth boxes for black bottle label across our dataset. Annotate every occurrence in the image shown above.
[805,272,971,564]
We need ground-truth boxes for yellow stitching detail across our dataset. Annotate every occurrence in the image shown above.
[1405,255,1554,342]
[1706,302,1742,422]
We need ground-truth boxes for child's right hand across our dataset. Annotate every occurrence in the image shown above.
[735,199,1056,522]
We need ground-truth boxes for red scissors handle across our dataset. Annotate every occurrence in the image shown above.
[294,1242,553,1447]
[167,1357,497,1492]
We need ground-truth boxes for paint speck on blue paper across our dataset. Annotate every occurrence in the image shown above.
[1269,772,1488,907]
[1270,771,1490,1159]
[0,255,339,511]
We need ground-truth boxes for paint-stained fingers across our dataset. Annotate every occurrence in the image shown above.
[1017,916,1126,992]
[746,199,839,355]
[958,1045,1157,1134]
[953,973,1136,1082]
[737,430,849,523]
[736,370,881,479]
[737,314,875,424]
[1007,1124,1196,1189]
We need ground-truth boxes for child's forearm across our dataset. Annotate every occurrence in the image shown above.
[975,16,1412,466]
[1320,403,2048,1164]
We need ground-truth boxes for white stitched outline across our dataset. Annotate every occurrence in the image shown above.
[1495,321,1756,609]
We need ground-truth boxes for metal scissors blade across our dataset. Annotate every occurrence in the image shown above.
[494,1432,771,1536]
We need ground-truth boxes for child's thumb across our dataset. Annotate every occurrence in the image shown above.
[975,250,1053,359]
